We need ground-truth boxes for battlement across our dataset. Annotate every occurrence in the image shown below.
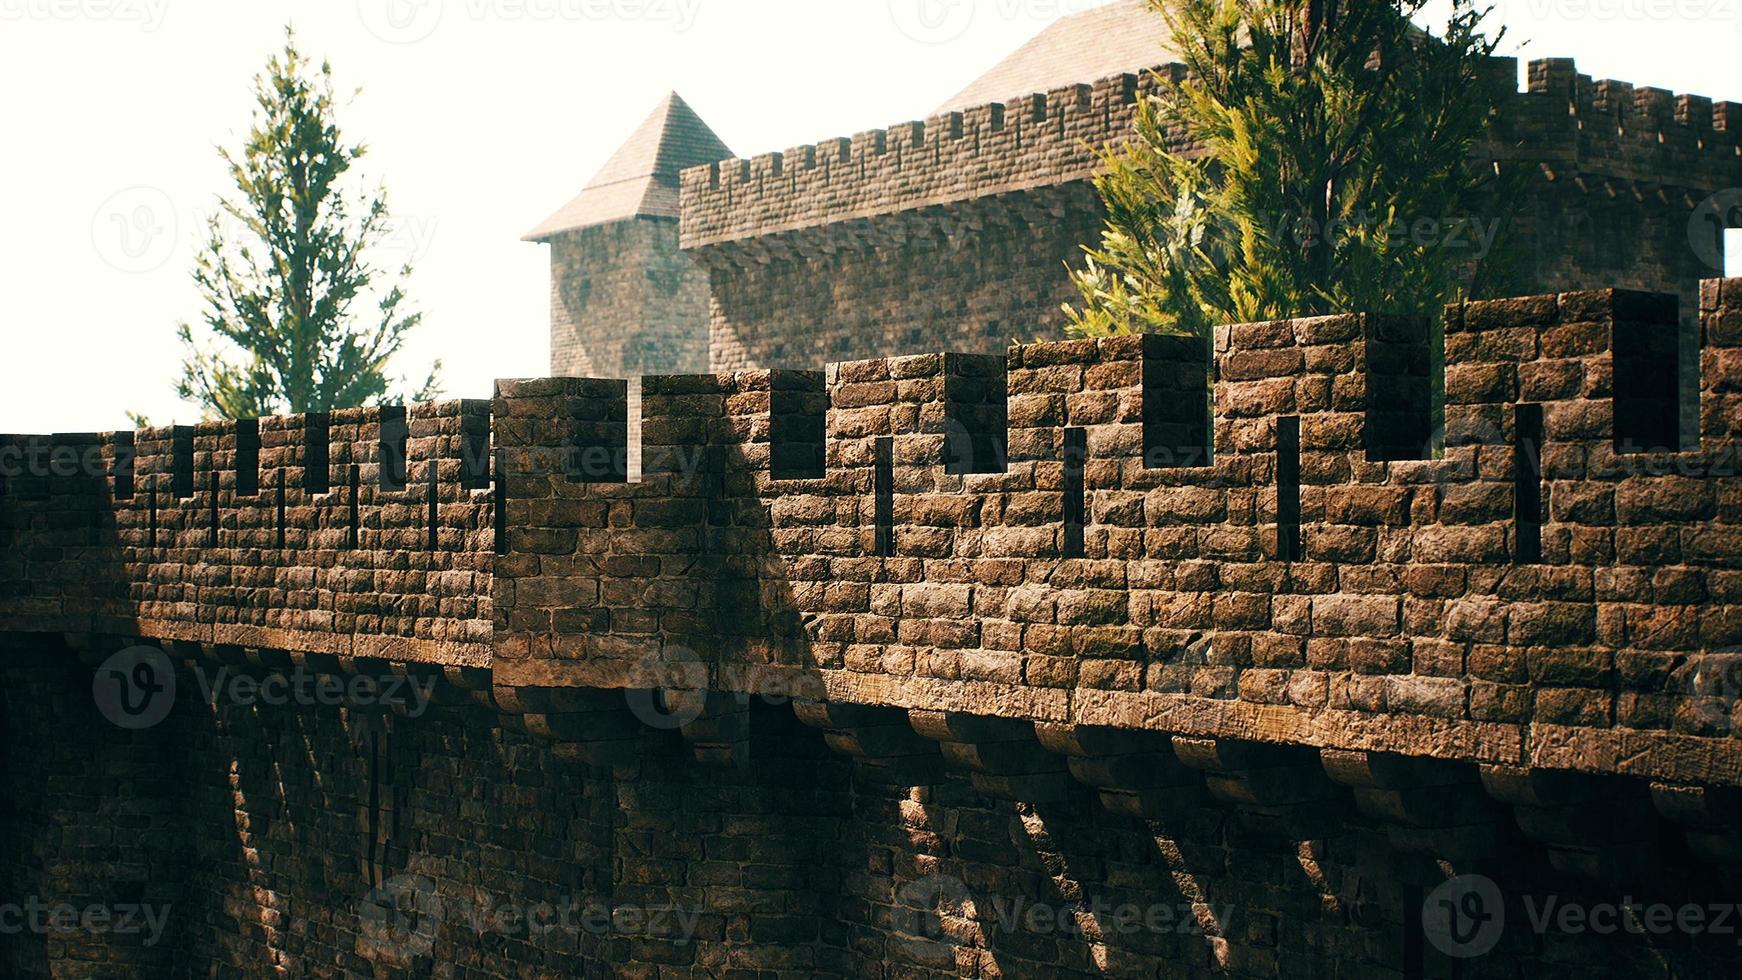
[0,400,496,666]
[6,280,1742,792]
[680,57,1742,253]
[678,68,1170,250]
[1527,57,1742,133]
[489,281,1742,785]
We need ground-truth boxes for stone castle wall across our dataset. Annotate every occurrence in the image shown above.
[703,183,1104,373]
[10,633,1742,978]
[682,58,1742,374]
[492,283,1742,792]
[0,399,495,665]
[6,280,1742,976]
[6,282,1742,781]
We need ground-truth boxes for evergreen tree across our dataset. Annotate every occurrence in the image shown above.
[175,27,439,419]
[1065,0,1520,339]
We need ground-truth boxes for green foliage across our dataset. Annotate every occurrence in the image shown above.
[1065,0,1523,339]
[176,26,439,419]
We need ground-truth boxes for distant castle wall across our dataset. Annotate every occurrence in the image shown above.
[684,73,1157,373]
[703,182,1104,372]
[681,58,1742,374]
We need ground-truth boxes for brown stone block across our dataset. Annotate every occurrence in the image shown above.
[1222,348,1304,382]
[1385,676,1466,718]
[1411,525,1508,563]
[1311,594,1400,637]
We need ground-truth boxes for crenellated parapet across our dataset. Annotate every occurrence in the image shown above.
[1518,57,1742,186]
[493,279,1742,792]
[6,280,1742,798]
[680,57,1742,264]
[678,69,1172,257]
[0,400,495,667]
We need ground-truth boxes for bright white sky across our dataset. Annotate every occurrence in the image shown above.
[1,0,1739,433]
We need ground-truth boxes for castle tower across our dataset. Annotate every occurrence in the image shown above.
[524,92,731,378]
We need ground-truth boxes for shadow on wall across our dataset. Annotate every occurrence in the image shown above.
[697,193,1107,374]
[0,641,187,976]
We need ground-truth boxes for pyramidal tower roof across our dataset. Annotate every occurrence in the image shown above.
[937,0,1177,112]
[523,92,732,242]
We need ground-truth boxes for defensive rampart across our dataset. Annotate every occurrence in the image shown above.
[6,280,1742,977]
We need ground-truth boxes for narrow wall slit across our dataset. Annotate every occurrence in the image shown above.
[207,469,219,547]
[874,436,894,557]
[562,379,629,484]
[1363,314,1436,461]
[365,731,380,884]
[1277,416,1301,561]
[1142,333,1212,468]
[348,464,361,549]
[147,483,157,552]
[1515,403,1544,564]
[364,729,396,887]
[426,462,438,551]
[1403,884,1425,979]
[492,450,508,556]
[1613,309,1681,453]
[1063,427,1086,559]
[276,470,286,549]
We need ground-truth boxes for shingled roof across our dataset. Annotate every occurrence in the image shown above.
[937,0,1177,112]
[523,92,732,242]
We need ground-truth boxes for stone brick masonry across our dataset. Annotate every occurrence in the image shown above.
[547,219,714,379]
[7,281,1742,976]
[686,58,1742,384]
